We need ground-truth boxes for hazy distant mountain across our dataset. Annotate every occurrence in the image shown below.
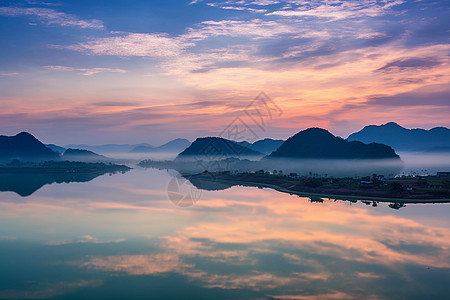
[46,144,66,154]
[348,122,450,152]
[0,132,60,163]
[268,128,400,159]
[235,138,284,155]
[130,139,191,153]
[249,139,284,155]
[62,149,109,162]
[177,137,264,160]
[65,143,152,154]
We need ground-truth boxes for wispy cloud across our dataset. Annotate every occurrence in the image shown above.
[376,57,442,72]
[64,33,191,57]
[270,0,404,21]
[0,72,19,76]
[46,235,126,246]
[0,6,104,29]
[44,65,127,76]
[185,19,298,40]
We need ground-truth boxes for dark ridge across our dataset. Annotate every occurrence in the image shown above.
[177,137,263,160]
[348,122,450,151]
[0,132,60,163]
[268,128,400,159]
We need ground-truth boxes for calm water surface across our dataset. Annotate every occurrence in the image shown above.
[0,168,449,299]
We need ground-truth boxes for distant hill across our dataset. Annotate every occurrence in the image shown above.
[249,138,284,155]
[177,137,264,160]
[62,149,109,162]
[65,143,152,154]
[267,128,400,159]
[235,138,283,155]
[46,144,66,154]
[130,139,191,153]
[0,132,60,163]
[348,122,450,152]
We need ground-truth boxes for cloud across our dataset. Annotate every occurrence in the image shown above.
[64,33,191,57]
[368,84,450,107]
[44,65,127,76]
[376,57,442,72]
[185,19,298,40]
[91,101,141,107]
[269,0,404,21]
[0,6,104,29]
[0,72,18,76]
[45,235,126,246]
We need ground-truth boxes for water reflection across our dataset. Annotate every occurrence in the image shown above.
[0,170,128,197]
[0,169,449,299]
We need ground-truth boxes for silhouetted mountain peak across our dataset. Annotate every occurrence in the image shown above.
[0,132,60,163]
[62,148,109,162]
[268,127,399,159]
[177,137,263,160]
[348,122,450,151]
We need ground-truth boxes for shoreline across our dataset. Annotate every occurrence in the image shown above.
[188,173,450,204]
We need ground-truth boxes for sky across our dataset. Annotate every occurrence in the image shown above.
[0,0,449,146]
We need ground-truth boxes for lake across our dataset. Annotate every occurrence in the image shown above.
[0,168,449,299]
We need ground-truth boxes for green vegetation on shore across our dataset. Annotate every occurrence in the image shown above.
[189,170,450,200]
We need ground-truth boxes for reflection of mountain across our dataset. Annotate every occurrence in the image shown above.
[186,174,234,191]
[0,132,60,163]
[348,122,450,152]
[268,128,400,159]
[0,173,105,197]
[0,162,131,197]
[130,139,191,154]
[177,137,263,160]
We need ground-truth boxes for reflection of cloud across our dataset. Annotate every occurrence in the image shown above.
[71,189,450,298]
[0,7,104,29]
[269,292,357,300]
[81,253,188,275]
[46,235,126,246]
[0,280,102,299]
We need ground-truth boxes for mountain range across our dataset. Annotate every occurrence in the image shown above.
[65,143,152,154]
[236,138,284,155]
[1,122,448,165]
[129,138,191,154]
[268,128,400,160]
[348,122,450,152]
